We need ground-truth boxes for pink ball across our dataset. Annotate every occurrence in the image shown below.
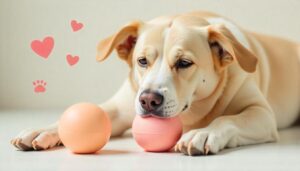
[132,115,182,152]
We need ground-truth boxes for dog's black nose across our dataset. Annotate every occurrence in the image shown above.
[139,90,164,113]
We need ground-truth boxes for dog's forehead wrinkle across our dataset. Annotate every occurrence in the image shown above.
[136,25,167,52]
[143,46,158,60]
[136,25,173,60]
[165,27,209,58]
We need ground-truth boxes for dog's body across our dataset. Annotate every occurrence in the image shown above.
[11,11,300,155]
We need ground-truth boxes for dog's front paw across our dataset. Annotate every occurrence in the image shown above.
[11,129,61,151]
[175,125,237,156]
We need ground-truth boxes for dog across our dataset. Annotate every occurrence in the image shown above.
[11,11,300,156]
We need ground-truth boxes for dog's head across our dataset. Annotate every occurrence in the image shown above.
[97,15,257,118]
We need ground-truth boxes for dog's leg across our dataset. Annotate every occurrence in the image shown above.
[99,78,136,137]
[11,79,136,151]
[175,82,279,156]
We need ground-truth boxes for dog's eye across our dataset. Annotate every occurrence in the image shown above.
[175,59,193,69]
[137,57,148,67]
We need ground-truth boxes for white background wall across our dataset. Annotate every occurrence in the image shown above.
[0,0,299,109]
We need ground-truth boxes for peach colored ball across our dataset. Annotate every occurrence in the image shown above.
[132,115,182,152]
[58,103,111,154]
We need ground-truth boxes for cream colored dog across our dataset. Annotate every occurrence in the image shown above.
[11,11,300,156]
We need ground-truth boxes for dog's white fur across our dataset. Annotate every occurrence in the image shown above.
[11,11,300,155]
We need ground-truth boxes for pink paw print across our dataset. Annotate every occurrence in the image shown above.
[33,80,47,93]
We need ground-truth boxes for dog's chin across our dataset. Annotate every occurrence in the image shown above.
[135,104,187,118]
[135,105,189,119]
[136,109,180,118]
[138,113,179,118]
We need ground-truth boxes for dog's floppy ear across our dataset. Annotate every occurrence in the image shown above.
[207,25,257,73]
[96,21,142,66]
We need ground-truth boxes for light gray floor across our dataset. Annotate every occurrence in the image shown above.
[1,110,300,171]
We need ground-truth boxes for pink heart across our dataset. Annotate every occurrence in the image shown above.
[31,37,54,58]
[66,54,79,66]
[71,20,83,32]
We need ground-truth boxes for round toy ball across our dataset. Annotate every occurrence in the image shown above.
[132,115,182,152]
[58,103,111,154]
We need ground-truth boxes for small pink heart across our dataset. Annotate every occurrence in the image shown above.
[31,36,54,58]
[71,20,83,32]
[66,54,79,66]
